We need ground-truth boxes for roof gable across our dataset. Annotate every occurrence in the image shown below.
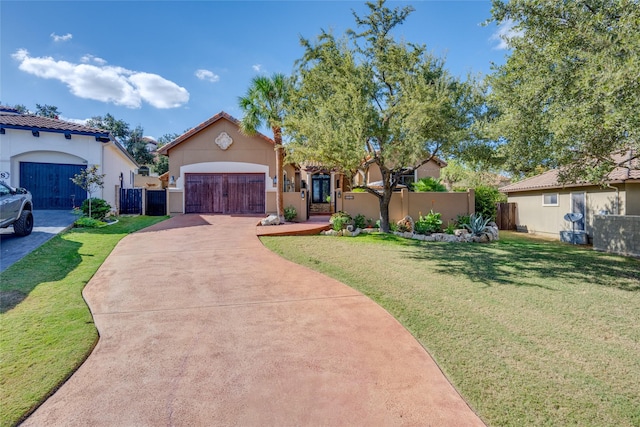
[157,111,274,154]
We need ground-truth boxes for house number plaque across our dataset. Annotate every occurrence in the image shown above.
[215,132,233,150]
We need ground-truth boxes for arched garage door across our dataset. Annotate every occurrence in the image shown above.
[185,173,265,214]
[20,162,87,210]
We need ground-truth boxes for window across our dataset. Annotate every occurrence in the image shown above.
[543,193,558,206]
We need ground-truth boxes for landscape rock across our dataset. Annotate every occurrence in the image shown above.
[396,216,415,233]
[261,214,280,226]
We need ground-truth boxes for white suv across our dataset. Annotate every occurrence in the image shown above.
[0,182,34,236]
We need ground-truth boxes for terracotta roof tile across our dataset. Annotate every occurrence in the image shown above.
[501,150,640,193]
[0,113,109,136]
[157,111,274,154]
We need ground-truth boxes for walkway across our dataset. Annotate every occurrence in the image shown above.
[24,214,484,426]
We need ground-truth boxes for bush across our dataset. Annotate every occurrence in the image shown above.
[455,214,471,228]
[81,198,111,220]
[444,222,457,234]
[474,186,506,221]
[284,205,297,222]
[353,214,367,229]
[351,187,367,193]
[74,216,106,228]
[411,177,447,192]
[330,211,352,231]
[414,210,442,234]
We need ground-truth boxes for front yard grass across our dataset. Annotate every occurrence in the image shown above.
[0,216,168,427]
[262,231,640,426]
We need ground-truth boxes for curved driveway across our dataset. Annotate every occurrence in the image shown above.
[25,215,484,426]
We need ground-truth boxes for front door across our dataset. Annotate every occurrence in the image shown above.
[311,174,331,204]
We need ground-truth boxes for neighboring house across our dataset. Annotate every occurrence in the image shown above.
[500,151,640,240]
[157,111,282,215]
[0,107,138,211]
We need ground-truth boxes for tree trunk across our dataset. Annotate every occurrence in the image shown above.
[273,126,285,223]
[377,167,394,233]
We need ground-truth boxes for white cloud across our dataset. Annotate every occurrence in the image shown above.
[80,54,107,65]
[252,64,263,72]
[59,115,88,125]
[195,69,220,83]
[51,32,73,42]
[490,19,524,50]
[12,49,189,109]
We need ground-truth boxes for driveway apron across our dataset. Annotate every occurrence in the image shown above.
[24,214,484,426]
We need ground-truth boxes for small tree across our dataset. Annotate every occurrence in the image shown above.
[71,165,106,218]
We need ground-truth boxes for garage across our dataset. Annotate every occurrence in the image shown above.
[185,173,265,214]
[19,162,87,210]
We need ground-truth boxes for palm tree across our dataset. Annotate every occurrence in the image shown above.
[238,73,291,223]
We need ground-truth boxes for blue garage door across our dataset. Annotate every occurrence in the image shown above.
[20,162,87,210]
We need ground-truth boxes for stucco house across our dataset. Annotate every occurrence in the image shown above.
[353,156,447,188]
[0,107,138,211]
[158,111,286,215]
[500,151,640,241]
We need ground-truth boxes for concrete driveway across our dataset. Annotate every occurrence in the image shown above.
[0,210,77,272]
[24,214,484,426]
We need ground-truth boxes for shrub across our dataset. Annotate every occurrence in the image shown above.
[444,222,457,234]
[74,216,106,228]
[351,187,367,193]
[330,211,352,231]
[414,210,442,234]
[455,214,471,228]
[411,177,447,192]
[353,214,367,229]
[464,213,491,236]
[474,185,506,221]
[81,198,111,220]
[284,205,297,222]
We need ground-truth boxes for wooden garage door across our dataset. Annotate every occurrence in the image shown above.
[20,162,87,210]
[185,173,265,214]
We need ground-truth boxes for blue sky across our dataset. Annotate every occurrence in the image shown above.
[2,1,512,140]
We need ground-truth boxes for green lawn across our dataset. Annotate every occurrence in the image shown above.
[0,216,168,427]
[262,231,640,426]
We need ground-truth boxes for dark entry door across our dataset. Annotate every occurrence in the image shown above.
[185,173,264,214]
[20,162,87,210]
[311,174,331,203]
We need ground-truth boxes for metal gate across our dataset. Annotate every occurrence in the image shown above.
[146,189,167,216]
[120,188,142,214]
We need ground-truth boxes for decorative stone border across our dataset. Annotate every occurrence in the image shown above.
[322,224,500,243]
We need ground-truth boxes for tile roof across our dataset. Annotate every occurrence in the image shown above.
[157,111,274,154]
[501,150,640,193]
[0,113,110,136]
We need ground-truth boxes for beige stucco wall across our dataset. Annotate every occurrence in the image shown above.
[282,191,308,222]
[166,118,276,186]
[134,174,162,189]
[592,215,640,257]
[168,189,184,214]
[340,189,474,226]
[507,185,627,238]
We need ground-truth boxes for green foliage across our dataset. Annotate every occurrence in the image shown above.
[414,210,442,234]
[71,165,106,219]
[284,205,297,222]
[455,214,471,228]
[411,177,447,192]
[488,0,640,183]
[351,187,367,192]
[353,214,367,229]
[74,217,106,228]
[81,198,111,220]
[444,222,457,235]
[239,73,291,221]
[474,185,506,221]
[464,212,491,236]
[127,126,155,166]
[286,0,481,232]
[35,103,60,118]
[86,113,130,140]
[153,155,169,175]
[330,211,352,231]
